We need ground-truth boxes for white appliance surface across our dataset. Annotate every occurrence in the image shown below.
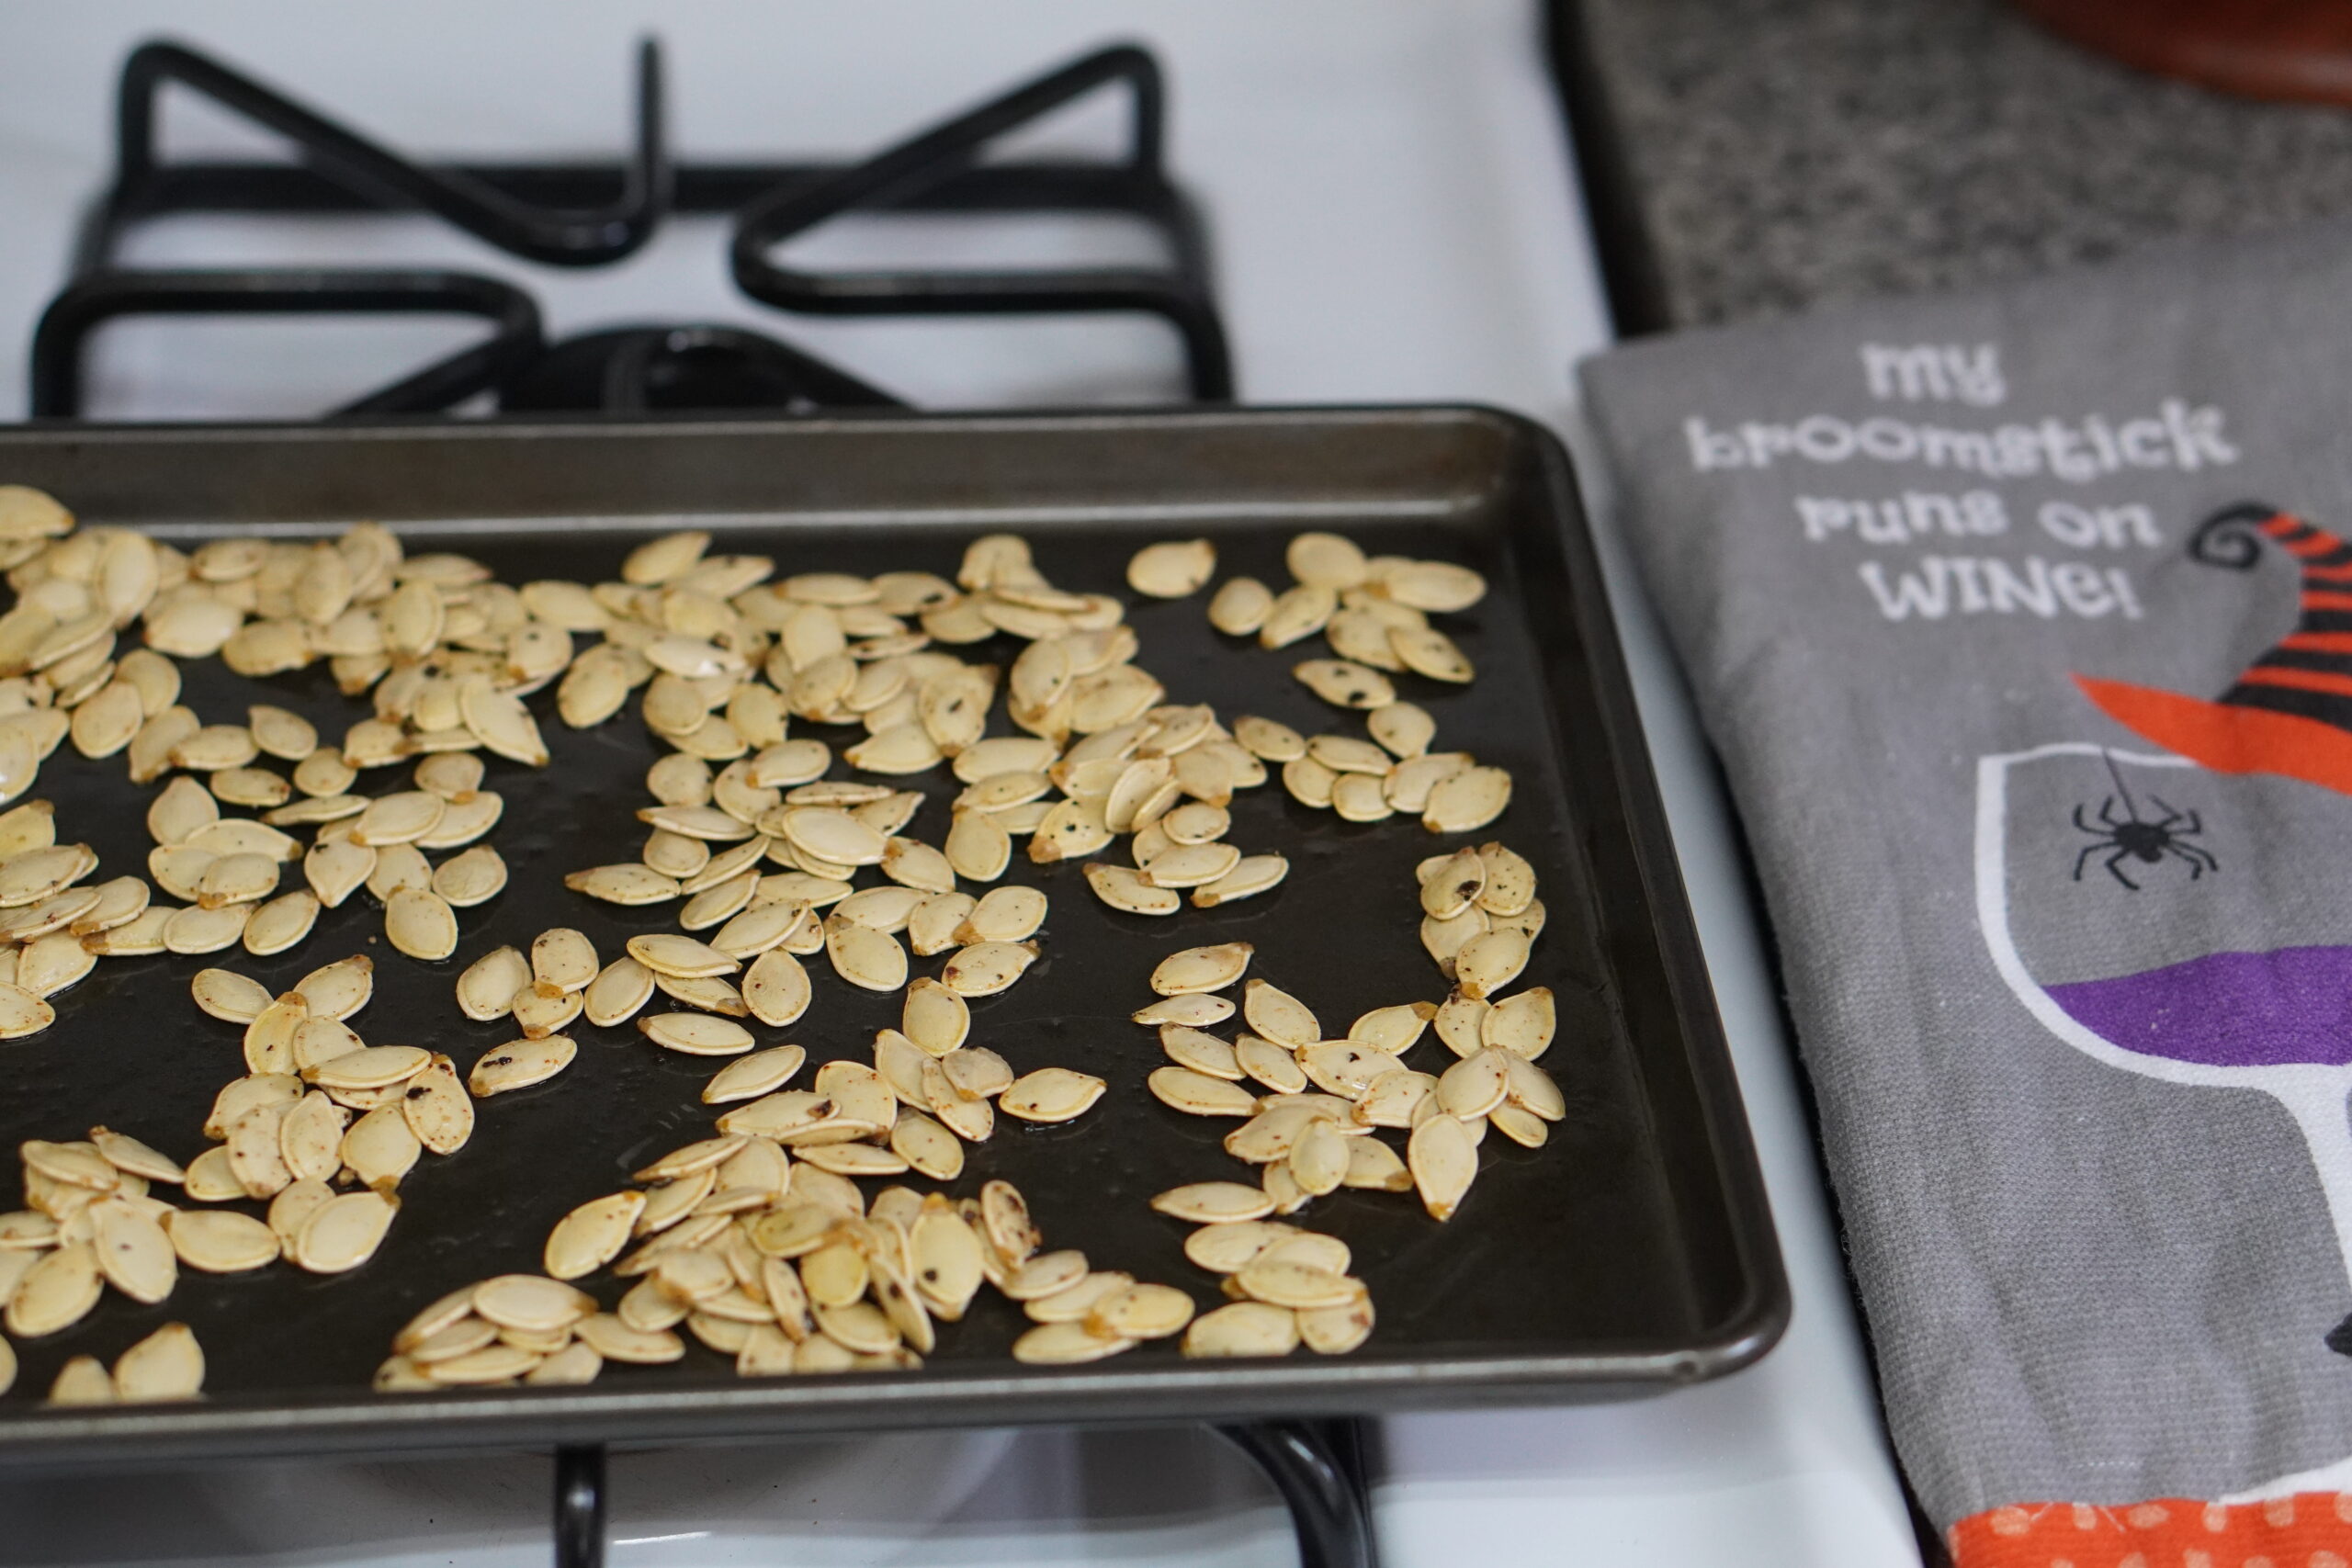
[0,3,1925,1562]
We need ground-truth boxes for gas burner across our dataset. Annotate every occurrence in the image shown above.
[30,37,1231,419]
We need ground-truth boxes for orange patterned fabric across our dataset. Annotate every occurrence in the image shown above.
[1949,1493,2352,1567]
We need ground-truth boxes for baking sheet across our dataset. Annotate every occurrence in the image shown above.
[0,409,1782,1468]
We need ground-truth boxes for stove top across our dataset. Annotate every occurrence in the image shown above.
[0,4,1924,1563]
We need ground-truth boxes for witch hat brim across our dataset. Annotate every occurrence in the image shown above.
[2075,502,2352,797]
[2075,673,2352,796]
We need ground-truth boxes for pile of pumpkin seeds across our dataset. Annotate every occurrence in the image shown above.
[0,488,1570,1399]
[1121,844,1562,1359]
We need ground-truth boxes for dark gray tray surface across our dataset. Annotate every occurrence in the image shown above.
[0,411,1781,1466]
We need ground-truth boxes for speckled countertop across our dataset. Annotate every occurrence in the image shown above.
[1573,0,2352,328]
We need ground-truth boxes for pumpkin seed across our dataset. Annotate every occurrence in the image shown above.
[1296,1295,1375,1354]
[627,932,737,979]
[1385,751,1475,813]
[112,1321,205,1402]
[1237,1034,1309,1094]
[1138,841,1239,888]
[1421,904,1487,973]
[1258,582,1337,649]
[1421,848,1487,919]
[1488,1102,1550,1147]
[390,1054,469,1155]
[343,1104,421,1190]
[1452,929,1530,999]
[570,957,650,1031]
[1150,1182,1275,1224]
[146,775,217,848]
[473,1274,595,1334]
[1481,987,1555,1058]
[1294,659,1395,710]
[1027,796,1113,863]
[1242,980,1320,1048]
[1433,989,1489,1056]
[242,889,320,954]
[383,887,458,960]
[1206,576,1274,635]
[1282,756,1337,808]
[266,1179,334,1248]
[49,1355,115,1404]
[1286,532,1369,589]
[508,981,582,1040]
[194,851,278,908]
[0,842,96,907]
[468,1035,577,1097]
[166,1209,277,1272]
[1474,840,1537,915]
[1182,1301,1298,1358]
[642,829,710,880]
[89,1201,176,1303]
[297,839,370,908]
[1367,702,1435,760]
[163,902,249,954]
[1025,1269,1136,1325]
[565,863,681,905]
[940,940,1037,997]
[1086,861,1180,915]
[287,1188,397,1272]
[1131,993,1236,1027]
[707,951,800,1033]
[1433,1047,1511,1120]
[179,1146,250,1204]
[1228,716,1304,766]
[1126,538,1216,598]
[1328,773,1391,822]
[889,1111,964,1181]
[639,1012,754,1055]
[1285,1120,1352,1197]
[1160,1024,1242,1079]
[1390,624,1475,682]
[1423,764,1512,833]
[189,965,269,1023]
[1408,1113,1477,1221]
[1183,1220,1298,1274]
[709,899,808,961]
[1501,1053,1566,1121]
[1149,942,1252,996]
[456,946,529,1021]
[419,791,503,850]
[87,1127,182,1185]
[277,1090,349,1183]
[901,977,970,1056]
[1148,1066,1258,1118]
[576,1313,684,1363]
[1012,1320,1135,1364]
[958,886,1048,944]
[1349,1001,1436,1054]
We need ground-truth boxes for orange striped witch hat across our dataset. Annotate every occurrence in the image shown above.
[2075,502,2352,798]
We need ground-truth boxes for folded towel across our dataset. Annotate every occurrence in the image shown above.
[1580,221,2352,1562]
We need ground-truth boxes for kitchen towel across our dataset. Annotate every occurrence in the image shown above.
[1580,222,2352,1562]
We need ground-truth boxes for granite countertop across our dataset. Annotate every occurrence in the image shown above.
[1571,0,2352,329]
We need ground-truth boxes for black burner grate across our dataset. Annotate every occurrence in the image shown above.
[31,37,1232,417]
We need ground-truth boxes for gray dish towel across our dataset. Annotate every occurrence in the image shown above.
[1580,222,2352,1543]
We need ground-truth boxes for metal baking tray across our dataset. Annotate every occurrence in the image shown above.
[0,408,1783,1471]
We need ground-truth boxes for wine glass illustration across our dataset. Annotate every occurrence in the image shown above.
[1978,741,2352,1346]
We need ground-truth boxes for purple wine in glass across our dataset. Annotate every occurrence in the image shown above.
[1979,743,2352,1327]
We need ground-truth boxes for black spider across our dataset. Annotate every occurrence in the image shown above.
[2071,751,2218,890]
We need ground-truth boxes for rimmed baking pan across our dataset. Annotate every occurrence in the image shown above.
[0,408,1783,1470]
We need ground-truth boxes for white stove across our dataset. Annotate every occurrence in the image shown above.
[0,3,1925,1562]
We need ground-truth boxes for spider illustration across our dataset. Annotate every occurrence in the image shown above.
[2071,751,2218,890]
